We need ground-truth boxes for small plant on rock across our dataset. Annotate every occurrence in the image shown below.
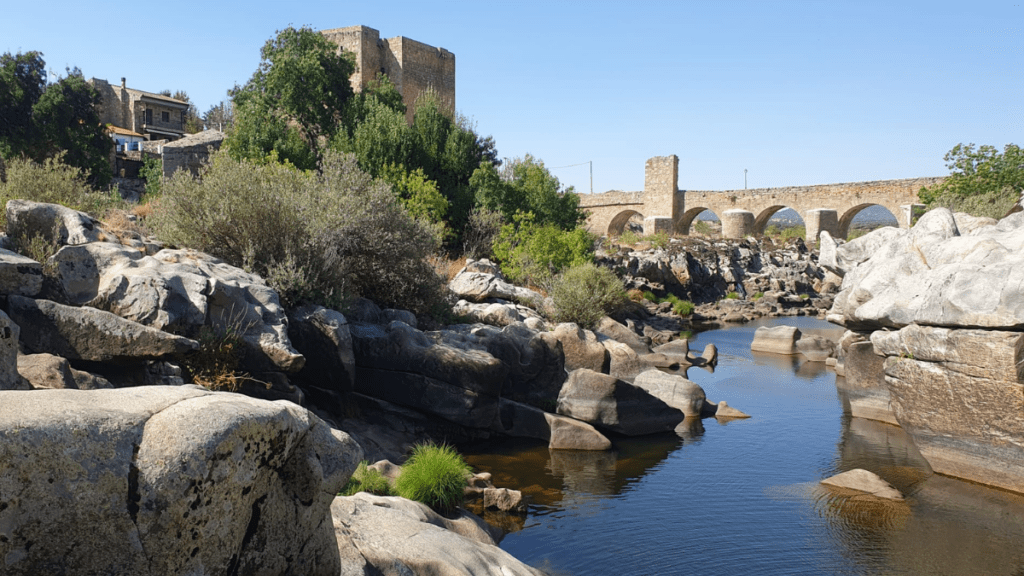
[642,290,658,302]
[752,291,765,300]
[725,292,740,300]
[395,443,472,513]
[340,461,394,497]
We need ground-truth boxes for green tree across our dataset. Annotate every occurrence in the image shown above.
[471,154,586,230]
[0,51,46,159]
[919,143,1024,218]
[228,26,355,166]
[377,163,448,227]
[492,211,594,288]
[171,90,203,134]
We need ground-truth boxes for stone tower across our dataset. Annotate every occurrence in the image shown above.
[321,25,455,123]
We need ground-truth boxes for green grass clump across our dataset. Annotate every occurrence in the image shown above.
[799,293,810,300]
[646,231,670,249]
[340,461,394,497]
[725,292,740,300]
[395,443,472,513]
[662,293,694,316]
[642,290,658,302]
[617,229,640,246]
[752,291,765,300]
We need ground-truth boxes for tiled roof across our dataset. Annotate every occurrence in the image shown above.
[107,125,145,137]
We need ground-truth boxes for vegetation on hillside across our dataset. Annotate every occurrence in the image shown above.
[919,143,1023,219]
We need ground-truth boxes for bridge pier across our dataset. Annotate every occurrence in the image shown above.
[721,210,755,238]
[900,204,926,228]
[643,217,675,236]
[805,209,839,244]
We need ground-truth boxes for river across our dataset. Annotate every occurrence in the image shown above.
[463,317,1024,575]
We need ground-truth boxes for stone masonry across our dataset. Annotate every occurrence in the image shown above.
[321,25,455,124]
[581,155,944,242]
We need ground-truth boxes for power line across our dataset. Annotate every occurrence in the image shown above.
[548,160,593,194]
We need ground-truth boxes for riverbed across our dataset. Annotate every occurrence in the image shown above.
[463,317,1024,575]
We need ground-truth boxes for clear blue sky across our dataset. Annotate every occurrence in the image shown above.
[2,1,1020,194]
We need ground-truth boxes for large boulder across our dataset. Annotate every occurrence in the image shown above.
[448,266,545,305]
[7,295,198,363]
[332,493,545,576]
[542,323,608,372]
[751,325,802,355]
[16,352,112,390]
[349,321,507,429]
[49,243,304,372]
[631,369,708,417]
[828,209,1024,331]
[0,248,42,297]
[0,386,362,576]
[492,397,611,450]
[872,324,1024,493]
[288,305,356,407]
[5,199,105,246]
[557,368,685,435]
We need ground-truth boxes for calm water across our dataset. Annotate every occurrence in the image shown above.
[463,317,1024,575]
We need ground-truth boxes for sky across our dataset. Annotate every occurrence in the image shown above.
[2,1,1020,195]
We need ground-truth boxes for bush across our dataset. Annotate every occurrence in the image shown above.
[461,206,503,260]
[340,462,394,497]
[646,232,670,249]
[752,291,765,300]
[617,229,640,246]
[149,150,449,315]
[492,211,594,288]
[642,290,658,302]
[139,156,163,196]
[0,154,122,229]
[395,443,472,513]
[550,262,628,329]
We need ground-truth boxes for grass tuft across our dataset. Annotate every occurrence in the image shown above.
[395,443,472,513]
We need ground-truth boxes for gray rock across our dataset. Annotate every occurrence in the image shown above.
[17,353,77,389]
[836,331,895,424]
[632,369,708,417]
[0,386,362,576]
[8,296,198,363]
[491,397,611,450]
[595,316,650,354]
[0,310,29,390]
[714,400,750,419]
[5,199,105,246]
[483,487,527,514]
[751,325,802,355]
[603,338,644,380]
[796,334,835,362]
[288,305,356,405]
[543,323,608,372]
[0,248,42,296]
[821,469,904,500]
[557,368,685,435]
[448,269,545,305]
[700,343,719,366]
[332,493,544,576]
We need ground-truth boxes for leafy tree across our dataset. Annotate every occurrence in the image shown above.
[203,99,234,132]
[377,163,448,227]
[471,154,585,230]
[171,90,203,134]
[229,26,355,165]
[492,211,594,288]
[0,51,46,159]
[919,143,1024,218]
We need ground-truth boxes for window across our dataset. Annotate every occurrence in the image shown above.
[145,109,152,124]
[161,111,169,123]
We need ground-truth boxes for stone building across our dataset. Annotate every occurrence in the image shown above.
[321,25,455,123]
[88,77,189,141]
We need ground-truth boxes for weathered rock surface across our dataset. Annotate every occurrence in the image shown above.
[796,334,835,362]
[0,248,42,297]
[332,493,544,576]
[288,305,356,407]
[50,243,304,372]
[448,262,545,305]
[544,322,608,372]
[492,397,611,450]
[452,299,547,328]
[714,400,750,419]
[0,310,29,390]
[751,325,802,355]
[557,369,685,435]
[5,199,105,246]
[632,369,708,417]
[871,324,1024,493]
[8,295,198,363]
[821,468,904,500]
[828,209,1024,331]
[836,331,895,425]
[0,386,362,576]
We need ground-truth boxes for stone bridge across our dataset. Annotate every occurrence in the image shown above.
[579,155,945,242]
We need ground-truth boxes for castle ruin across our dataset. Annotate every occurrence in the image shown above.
[321,25,455,123]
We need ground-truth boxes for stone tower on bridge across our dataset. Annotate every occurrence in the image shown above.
[580,155,942,242]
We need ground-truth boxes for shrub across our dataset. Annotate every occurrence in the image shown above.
[642,290,658,302]
[646,231,670,249]
[181,324,261,393]
[693,220,714,237]
[461,206,503,259]
[492,211,593,288]
[626,288,645,303]
[549,262,628,329]
[0,154,122,228]
[395,443,472,513]
[617,229,640,246]
[139,156,163,196]
[752,291,765,300]
[661,293,695,316]
[149,150,449,315]
[340,461,394,497]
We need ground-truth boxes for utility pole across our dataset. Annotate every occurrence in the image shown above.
[744,169,748,189]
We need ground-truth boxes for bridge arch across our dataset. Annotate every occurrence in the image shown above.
[838,203,899,239]
[679,207,721,237]
[607,209,644,236]
[753,206,806,236]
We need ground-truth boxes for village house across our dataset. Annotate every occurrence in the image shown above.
[87,77,189,142]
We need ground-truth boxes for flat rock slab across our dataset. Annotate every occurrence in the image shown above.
[821,468,904,500]
[557,368,685,435]
[7,295,198,363]
[751,325,802,355]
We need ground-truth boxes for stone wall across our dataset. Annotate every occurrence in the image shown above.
[160,130,225,179]
[321,25,455,123]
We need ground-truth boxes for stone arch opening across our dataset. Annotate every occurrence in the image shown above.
[679,207,721,237]
[754,206,806,238]
[607,210,644,236]
[839,204,898,239]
